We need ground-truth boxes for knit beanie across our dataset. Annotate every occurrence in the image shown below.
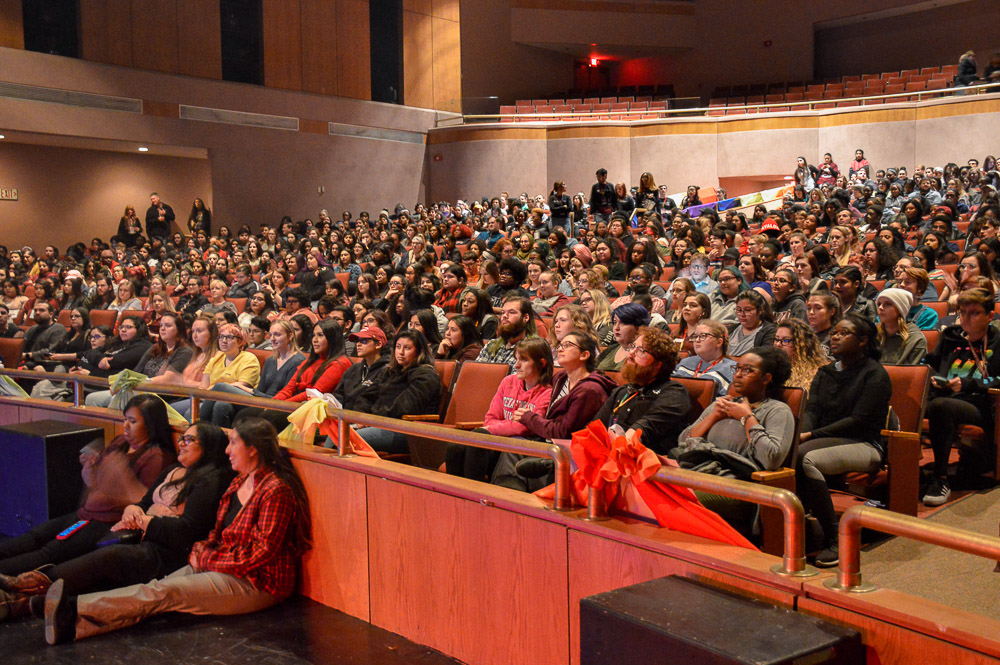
[876,287,913,317]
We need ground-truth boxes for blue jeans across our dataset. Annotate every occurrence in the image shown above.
[200,382,255,427]
[355,427,409,454]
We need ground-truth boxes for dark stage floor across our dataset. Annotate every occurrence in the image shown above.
[1,596,460,665]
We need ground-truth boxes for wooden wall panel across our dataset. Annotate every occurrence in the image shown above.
[79,0,133,67]
[131,0,179,73]
[176,0,221,79]
[566,531,798,665]
[402,10,434,109]
[431,0,459,22]
[367,478,569,665]
[431,15,461,113]
[0,0,24,49]
[293,458,370,621]
[336,0,371,100]
[300,0,339,95]
[402,0,432,15]
[262,0,304,90]
[798,598,1000,665]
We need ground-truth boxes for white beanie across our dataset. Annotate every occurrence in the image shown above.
[876,287,913,317]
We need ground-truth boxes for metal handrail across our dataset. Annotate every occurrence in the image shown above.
[584,462,813,577]
[458,81,1000,125]
[0,368,576,511]
[827,505,1000,593]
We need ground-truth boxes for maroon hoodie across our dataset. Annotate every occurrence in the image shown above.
[519,370,618,440]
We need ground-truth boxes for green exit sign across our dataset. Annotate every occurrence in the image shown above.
[0,188,17,201]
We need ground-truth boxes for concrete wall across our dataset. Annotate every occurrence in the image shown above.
[427,97,1000,203]
[0,142,211,251]
[0,46,436,249]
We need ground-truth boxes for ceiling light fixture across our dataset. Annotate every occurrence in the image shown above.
[138,146,149,152]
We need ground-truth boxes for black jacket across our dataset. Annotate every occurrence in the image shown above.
[926,325,1000,417]
[137,463,231,573]
[78,338,153,378]
[351,362,441,418]
[803,357,891,451]
[593,374,692,454]
[335,354,389,410]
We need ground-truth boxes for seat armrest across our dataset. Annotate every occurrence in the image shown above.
[401,414,440,422]
[751,468,794,482]
[454,421,484,430]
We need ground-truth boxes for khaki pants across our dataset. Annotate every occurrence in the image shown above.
[75,565,279,640]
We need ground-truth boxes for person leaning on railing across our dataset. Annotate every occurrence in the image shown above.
[72,315,152,381]
[42,417,312,645]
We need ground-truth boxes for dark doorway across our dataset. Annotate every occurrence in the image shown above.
[370,0,403,104]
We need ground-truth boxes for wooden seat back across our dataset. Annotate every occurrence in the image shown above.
[0,337,24,369]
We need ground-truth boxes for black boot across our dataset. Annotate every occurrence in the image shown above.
[44,579,77,645]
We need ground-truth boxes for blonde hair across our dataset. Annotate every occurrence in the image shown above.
[268,319,300,358]
[546,304,597,347]
[585,288,613,329]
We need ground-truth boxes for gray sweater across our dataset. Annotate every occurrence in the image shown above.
[677,397,795,471]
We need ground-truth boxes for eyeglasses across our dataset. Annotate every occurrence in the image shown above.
[628,275,646,282]
[829,328,856,339]
[218,334,238,341]
[118,324,136,331]
[89,333,105,340]
[688,333,719,341]
[557,341,580,351]
[773,336,794,346]
[624,343,651,357]
[177,435,199,447]
[734,364,760,376]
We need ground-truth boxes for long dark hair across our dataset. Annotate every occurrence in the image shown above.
[445,314,482,357]
[150,312,189,358]
[291,318,346,385]
[161,423,233,505]
[124,394,173,453]
[411,309,442,347]
[232,418,311,554]
[388,329,434,372]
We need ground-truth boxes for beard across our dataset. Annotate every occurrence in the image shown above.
[499,318,526,341]
[621,359,659,386]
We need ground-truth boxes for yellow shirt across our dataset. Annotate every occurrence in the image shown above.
[203,350,260,389]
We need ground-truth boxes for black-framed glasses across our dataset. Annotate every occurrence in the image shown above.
[734,364,760,376]
[688,332,719,341]
[178,435,199,447]
[557,341,580,351]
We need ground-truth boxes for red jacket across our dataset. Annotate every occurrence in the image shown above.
[483,374,553,437]
[275,355,353,402]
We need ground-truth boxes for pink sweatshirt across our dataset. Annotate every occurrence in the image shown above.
[483,374,553,437]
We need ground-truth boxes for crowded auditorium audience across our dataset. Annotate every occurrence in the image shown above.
[2,148,1000,640]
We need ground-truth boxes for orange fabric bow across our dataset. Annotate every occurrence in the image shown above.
[539,420,756,550]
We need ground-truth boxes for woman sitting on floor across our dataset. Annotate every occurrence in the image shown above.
[41,417,312,645]
[0,423,232,621]
[0,395,172,578]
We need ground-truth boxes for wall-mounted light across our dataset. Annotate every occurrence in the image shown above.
[0,134,5,140]
[590,57,599,67]
[138,146,149,152]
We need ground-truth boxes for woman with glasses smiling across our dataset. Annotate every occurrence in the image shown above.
[709,266,748,329]
[729,291,776,357]
[73,315,152,380]
[672,320,737,397]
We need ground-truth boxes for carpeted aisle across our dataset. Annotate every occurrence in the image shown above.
[859,487,1000,620]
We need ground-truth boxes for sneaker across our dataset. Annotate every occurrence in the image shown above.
[814,543,839,568]
[922,477,951,506]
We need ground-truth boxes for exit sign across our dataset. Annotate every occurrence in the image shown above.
[0,188,16,201]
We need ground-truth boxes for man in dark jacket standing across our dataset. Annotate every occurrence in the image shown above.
[145,192,175,240]
[589,168,618,225]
